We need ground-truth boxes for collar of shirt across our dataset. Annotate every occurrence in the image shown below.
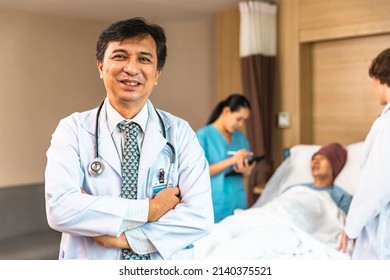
[105,100,148,159]
[380,102,390,117]
[106,100,148,134]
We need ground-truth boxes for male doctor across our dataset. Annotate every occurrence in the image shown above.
[45,17,214,260]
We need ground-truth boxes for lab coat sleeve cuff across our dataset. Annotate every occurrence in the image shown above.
[344,223,359,239]
[119,199,148,232]
[124,228,157,255]
[126,199,149,222]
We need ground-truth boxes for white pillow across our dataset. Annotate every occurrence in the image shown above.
[334,142,364,195]
[277,142,364,195]
[278,144,321,193]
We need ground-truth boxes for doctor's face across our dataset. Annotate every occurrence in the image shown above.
[97,35,161,118]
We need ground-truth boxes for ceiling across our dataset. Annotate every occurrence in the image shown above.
[0,0,244,23]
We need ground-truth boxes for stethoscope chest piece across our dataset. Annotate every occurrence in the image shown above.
[89,159,105,176]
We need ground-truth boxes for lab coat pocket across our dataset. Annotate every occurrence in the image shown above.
[169,170,179,188]
[149,169,174,198]
[148,164,178,198]
[169,244,194,260]
[145,144,177,197]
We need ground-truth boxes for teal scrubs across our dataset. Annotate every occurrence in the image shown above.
[197,124,250,223]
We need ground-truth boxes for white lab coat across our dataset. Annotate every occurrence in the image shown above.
[345,103,390,259]
[45,100,214,260]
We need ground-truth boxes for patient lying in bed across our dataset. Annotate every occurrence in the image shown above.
[283,142,352,214]
[194,142,355,260]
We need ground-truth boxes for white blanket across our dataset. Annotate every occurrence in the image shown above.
[193,185,352,259]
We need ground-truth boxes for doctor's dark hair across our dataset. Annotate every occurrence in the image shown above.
[207,94,251,124]
[96,17,167,71]
[369,47,390,87]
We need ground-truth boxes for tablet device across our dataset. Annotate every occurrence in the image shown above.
[248,155,266,164]
[225,155,265,177]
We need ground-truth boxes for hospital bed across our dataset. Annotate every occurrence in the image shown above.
[193,142,364,260]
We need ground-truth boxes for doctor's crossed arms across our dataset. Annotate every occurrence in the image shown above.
[80,186,181,248]
[79,187,181,223]
[45,17,213,260]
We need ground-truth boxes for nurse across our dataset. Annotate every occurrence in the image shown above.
[196,94,255,223]
[338,48,390,259]
[45,17,213,260]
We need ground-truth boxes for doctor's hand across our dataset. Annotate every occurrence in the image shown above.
[93,233,130,249]
[148,186,180,222]
[338,230,353,253]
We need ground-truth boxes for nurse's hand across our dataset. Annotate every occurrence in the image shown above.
[148,186,180,222]
[93,233,130,249]
[231,149,252,164]
[234,158,255,177]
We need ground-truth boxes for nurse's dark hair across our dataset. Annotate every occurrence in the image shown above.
[96,17,167,71]
[369,47,390,87]
[207,94,251,124]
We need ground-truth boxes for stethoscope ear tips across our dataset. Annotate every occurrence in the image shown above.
[89,160,105,176]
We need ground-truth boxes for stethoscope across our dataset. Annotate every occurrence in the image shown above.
[88,100,176,188]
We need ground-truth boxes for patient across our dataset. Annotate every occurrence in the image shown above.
[193,142,353,259]
[284,142,352,214]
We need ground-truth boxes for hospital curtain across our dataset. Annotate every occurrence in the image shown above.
[239,1,277,205]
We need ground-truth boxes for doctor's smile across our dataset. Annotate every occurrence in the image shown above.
[118,78,144,92]
[120,79,142,87]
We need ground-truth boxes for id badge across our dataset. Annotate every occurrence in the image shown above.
[152,168,173,197]
[153,184,166,193]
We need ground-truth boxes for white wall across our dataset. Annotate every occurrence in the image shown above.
[151,20,216,130]
[0,9,216,187]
